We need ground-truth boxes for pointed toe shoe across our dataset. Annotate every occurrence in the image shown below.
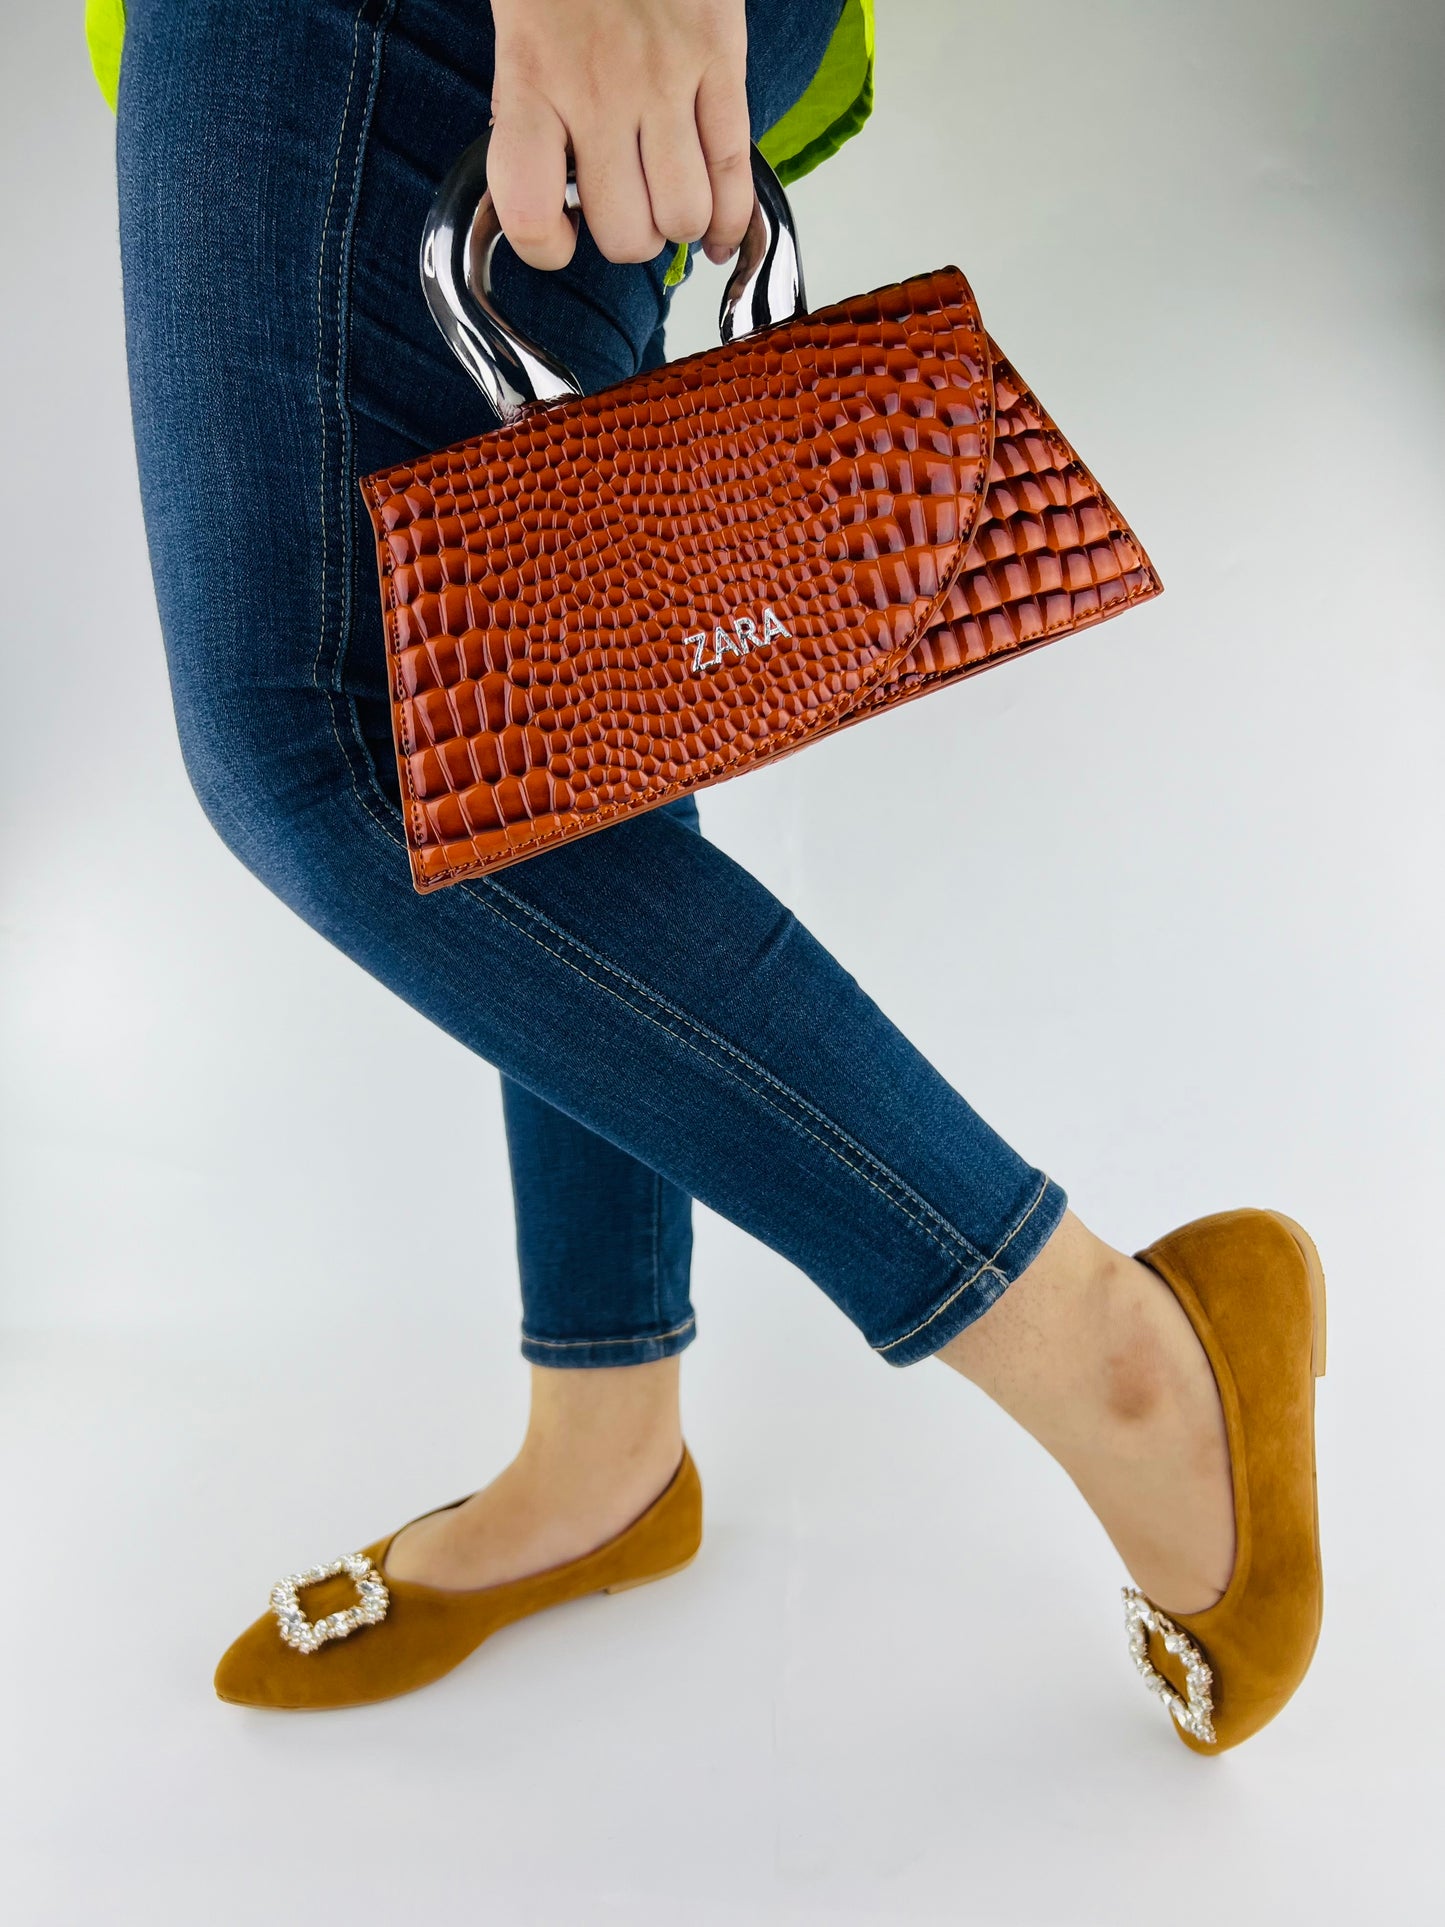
[215,1446,702,1710]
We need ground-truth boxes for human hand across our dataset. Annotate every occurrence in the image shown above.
[486,0,752,270]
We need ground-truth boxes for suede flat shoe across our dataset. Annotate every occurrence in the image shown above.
[215,1447,702,1710]
[1125,1209,1326,1754]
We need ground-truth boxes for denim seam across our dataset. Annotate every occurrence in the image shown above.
[475,875,990,1272]
[312,0,408,852]
[522,1315,697,1350]
[873,1173,1054,1355]
[480,894,985,1274]
[321,770,987,1283]
[466,887,985,1274]
[650,1167,664,1330]
[321,731,991,1277]
[332,0,401,836]
[309,7,364,697]
[309,26,986,1285]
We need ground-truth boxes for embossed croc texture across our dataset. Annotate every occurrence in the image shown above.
[1133,1211,1327,1754]
[215,1448,702,1710]
[362,271,1161,890]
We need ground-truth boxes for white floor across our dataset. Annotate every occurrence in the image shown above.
[5,1,1445,1920]
[2,1221,1441,1926]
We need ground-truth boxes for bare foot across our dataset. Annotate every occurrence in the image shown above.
[384,1440,682,1590]
[939,1212,1235,1615]
[384,1358,683,1591]
[1070,1251,1235,1612]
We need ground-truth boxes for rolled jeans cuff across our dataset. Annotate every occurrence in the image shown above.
[871,1174,1069,1367]
[519,1314,698,1370]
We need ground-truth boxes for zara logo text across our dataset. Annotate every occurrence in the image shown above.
[685,605,792,675]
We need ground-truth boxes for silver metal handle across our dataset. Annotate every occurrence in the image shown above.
[420,130,808,424]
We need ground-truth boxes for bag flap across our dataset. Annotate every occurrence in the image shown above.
[362,269,994,890]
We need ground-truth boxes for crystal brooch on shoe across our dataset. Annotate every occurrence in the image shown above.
[270,1553,390,1654]
[1122,1586,1216,1745]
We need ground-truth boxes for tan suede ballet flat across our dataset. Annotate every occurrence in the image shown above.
[214,1447,702,1710]
[1125,1209,1326,1754]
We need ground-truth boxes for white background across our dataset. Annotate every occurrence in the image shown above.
[3,2,1443,1921]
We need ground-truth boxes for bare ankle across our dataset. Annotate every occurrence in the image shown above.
[383,1361,685,1590]
[934,1212,1234,1611]
[521,1358,681,1479]
[937,1212,1139,1448]
[1096,1256,1182,1431]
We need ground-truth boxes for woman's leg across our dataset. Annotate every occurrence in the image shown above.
[118,0,1232,1614]
[484,818,696,1591]
[121,0,917,1598]
[503,1068,696,1369]
[503,798,702,1376]
[482,815,699,1590]
[121,0,1066,1375]
[940,1215,1235,1614]
[382,5,828,1580]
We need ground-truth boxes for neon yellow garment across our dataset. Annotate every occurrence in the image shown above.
[86,0,872,287]
[84,0,125,109]
[757,0,873,187]
[84,0,873,178]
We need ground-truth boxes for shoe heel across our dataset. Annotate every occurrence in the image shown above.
[603,1552,698,1594]
[1266,1210,1328,1378]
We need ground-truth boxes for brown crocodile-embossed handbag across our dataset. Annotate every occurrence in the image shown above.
[361,140,1161,892]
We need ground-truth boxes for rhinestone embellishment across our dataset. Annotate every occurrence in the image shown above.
[270,1553,390,1655]
[1122,1586,1216,1745]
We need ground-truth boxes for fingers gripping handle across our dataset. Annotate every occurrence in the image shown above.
[421,130,808,423]
[419,133,583,423]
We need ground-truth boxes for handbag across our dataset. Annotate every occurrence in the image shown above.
[361,138,1161,892]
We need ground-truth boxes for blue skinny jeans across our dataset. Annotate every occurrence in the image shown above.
[117,0,1069,1369]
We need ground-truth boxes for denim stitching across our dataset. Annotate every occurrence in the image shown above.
[309,9,364,696]
[323,749,991,1275]
[650,1167,664,1331]
[476,894,982,1271]
[313,0,408,851]
[331,0,401,830]
[317,136,987,1284]
[874,1173,1055,1355]
[476,875,989,1271]
[467,888,979,1272]
[522,1316,696,1350]
[321,728,995,1282]
[321,767,985,1280]
[323,97,985,1277]
[219,17,1020,1331]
